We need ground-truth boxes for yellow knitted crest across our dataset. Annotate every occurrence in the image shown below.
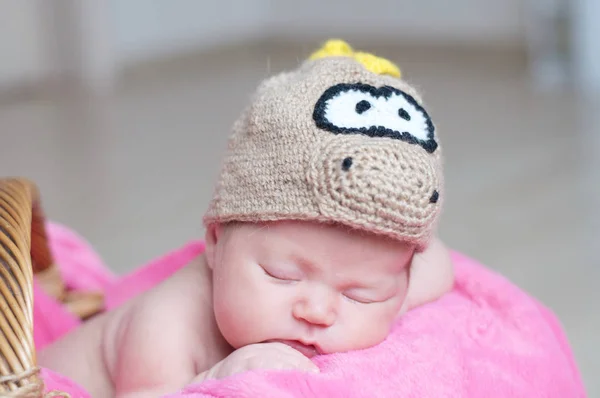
[309,39,401,78]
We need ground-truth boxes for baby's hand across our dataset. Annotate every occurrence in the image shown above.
[196,342,319,382]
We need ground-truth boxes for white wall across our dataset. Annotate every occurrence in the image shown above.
[267,0,525,46]
[0,0,271,89]
[111,0,271,66]
[0,1,49,89]
[572,0,600,94]
[0,0,531,90]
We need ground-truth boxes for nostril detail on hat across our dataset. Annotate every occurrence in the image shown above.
[341,157,353,171]
[429,190,440,203]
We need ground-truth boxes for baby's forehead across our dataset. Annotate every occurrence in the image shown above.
[229,221,414,270]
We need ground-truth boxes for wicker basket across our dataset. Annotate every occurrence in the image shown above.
[0,178,104,397]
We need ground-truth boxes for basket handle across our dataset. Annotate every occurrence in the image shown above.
[0,178,47,396]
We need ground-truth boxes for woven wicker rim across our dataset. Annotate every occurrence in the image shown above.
[0,178,73,397]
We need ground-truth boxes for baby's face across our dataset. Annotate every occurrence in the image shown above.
[207,221,414,357]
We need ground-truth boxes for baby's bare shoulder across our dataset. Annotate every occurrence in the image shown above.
[107,255,220,396]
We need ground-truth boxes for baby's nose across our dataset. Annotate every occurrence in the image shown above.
[292,288,337,327]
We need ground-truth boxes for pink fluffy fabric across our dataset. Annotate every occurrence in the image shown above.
[35,222,586,397]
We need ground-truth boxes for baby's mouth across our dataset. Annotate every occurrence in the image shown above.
[275,339,321,358]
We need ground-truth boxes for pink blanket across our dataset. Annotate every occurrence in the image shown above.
[37,222,586,397]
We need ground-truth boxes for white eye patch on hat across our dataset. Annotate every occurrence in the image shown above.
[313,83,437,153]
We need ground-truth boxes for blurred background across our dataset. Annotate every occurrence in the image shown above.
[0,0,598,394]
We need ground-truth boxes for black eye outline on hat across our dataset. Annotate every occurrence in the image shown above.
[312,83,437,153]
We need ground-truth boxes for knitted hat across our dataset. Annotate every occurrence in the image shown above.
[203,40,443,250]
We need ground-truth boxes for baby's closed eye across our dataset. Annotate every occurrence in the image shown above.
[342,288,395,304]
[342,292,378,304]
[260,264,302,282]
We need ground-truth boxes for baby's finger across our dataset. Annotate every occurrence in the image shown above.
[280,355,320,373]
[275,346,320,371]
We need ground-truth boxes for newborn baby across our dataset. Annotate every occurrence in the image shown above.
[38,40,454,398]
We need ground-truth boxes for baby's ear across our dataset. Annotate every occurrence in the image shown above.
[204,223,222,269]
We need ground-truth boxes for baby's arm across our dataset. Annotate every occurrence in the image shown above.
[110,300,197,398]
[109,261,212,398]
[37,311,115,397]
[402,236,454,313]
[38,289,199,398]
[40,259,209,398]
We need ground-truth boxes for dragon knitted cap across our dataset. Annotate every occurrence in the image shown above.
[204,40,444,250]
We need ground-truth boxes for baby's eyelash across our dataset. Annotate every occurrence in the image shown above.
[342,293,376,304]
[260,265,299,282]
[343,289,399,304]
[262,267,284,279]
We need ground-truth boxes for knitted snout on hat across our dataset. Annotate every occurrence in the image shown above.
[204,40,443,250]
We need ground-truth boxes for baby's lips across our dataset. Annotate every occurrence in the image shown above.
[270,339,322,359]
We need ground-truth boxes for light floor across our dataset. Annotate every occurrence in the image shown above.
[0,41,598,395]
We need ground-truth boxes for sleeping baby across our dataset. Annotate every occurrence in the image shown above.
[38,40,454,398]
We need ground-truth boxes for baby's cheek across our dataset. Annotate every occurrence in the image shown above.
[213,281,282,349]
[327,305,396,352]
[213,289,256,348]
[368,305,399,335]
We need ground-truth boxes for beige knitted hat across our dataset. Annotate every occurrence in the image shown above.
[203,40,443,250]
